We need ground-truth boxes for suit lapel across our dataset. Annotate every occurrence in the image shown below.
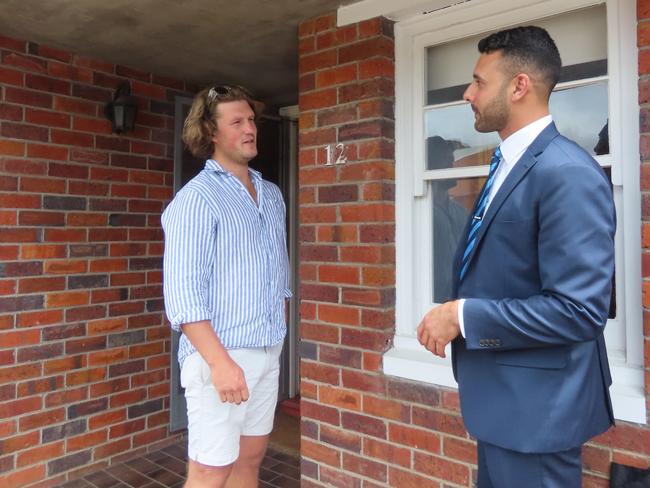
[454,123,560,287]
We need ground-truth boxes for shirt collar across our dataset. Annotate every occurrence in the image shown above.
[205,159,262,180]
[499,115,553,166]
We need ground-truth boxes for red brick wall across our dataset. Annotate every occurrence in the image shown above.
[0,35,193,486]
[298,5,650,487]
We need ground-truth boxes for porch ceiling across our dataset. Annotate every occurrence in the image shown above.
[0,0,358,107]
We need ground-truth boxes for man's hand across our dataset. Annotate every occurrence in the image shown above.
[180,320,250,405]
[417,300,461,358]
[210,355,249,405]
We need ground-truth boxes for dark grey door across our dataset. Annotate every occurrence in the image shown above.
[169,96,202,431]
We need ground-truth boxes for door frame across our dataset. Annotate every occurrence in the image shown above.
[169,98,300,432]
[279,105,300,400]
[169,95,193,432]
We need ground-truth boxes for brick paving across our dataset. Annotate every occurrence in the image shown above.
[58,440,300,488]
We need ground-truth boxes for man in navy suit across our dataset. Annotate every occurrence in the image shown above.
[417,26,615,487]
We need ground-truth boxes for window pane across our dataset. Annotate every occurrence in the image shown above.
[431,172,616,308]
[425,80,609,172]
[550,81,609,156]
[426,4,606,105]
[425,106,498,170]
[431,176,481,303]
[430,172,617,309]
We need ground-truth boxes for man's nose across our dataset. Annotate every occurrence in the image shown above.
[244,120,256,133]
[463,84,472,102]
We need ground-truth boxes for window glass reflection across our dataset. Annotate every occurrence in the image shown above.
[429,169,616,306]
[425,4,607,105]
[425,106,498,170]
[550,81,609,156]
[425,80,609,173]
[431,174,485,303]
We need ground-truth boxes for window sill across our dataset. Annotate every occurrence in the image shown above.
[383,336,647,424]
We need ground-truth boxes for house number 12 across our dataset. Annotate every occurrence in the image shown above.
[325,143,348,166]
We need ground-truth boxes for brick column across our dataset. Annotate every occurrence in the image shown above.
[297,13,398,486]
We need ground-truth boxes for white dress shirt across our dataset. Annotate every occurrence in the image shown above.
[458,115,553,336]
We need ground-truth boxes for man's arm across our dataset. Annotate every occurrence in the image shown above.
[162,189,248,403]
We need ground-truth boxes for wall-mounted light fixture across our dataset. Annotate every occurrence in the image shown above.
[105,82,138,134]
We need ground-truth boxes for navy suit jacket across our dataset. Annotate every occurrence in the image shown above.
[451,122,615,453]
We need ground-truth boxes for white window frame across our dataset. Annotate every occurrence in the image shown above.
[385,0,644,424]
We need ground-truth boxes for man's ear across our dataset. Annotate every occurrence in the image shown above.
[511,73,530,102]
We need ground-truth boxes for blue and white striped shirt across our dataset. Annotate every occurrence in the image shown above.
[162,159,291,368]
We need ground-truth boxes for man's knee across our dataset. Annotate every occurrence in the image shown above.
[236,435,269,469]
[186,459,233,488]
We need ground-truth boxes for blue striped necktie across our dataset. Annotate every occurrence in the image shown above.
[459,146,502,280]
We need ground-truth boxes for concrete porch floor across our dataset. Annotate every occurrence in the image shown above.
[57,411,300,488]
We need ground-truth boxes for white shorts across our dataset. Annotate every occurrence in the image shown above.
[180,342,283,467]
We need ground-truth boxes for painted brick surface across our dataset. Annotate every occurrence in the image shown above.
[0,34,195,486]
[298,4,650,487]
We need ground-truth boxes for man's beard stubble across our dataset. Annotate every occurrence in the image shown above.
[474,84,510,134]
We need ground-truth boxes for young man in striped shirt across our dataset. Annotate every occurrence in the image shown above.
[162,85,291,488]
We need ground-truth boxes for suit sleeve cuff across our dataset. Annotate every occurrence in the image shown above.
[458,299,466,337]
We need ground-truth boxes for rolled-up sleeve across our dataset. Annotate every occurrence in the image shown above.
[162,188,216,331]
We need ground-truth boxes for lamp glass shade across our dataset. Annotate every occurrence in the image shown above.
[112,103,137,133]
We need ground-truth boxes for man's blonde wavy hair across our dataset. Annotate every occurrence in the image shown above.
[182,85,262,160]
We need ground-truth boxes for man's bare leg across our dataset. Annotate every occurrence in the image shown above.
[184,460,233,488]
[225,435,270,488]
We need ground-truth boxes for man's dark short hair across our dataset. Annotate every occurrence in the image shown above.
[478,26,562,96]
